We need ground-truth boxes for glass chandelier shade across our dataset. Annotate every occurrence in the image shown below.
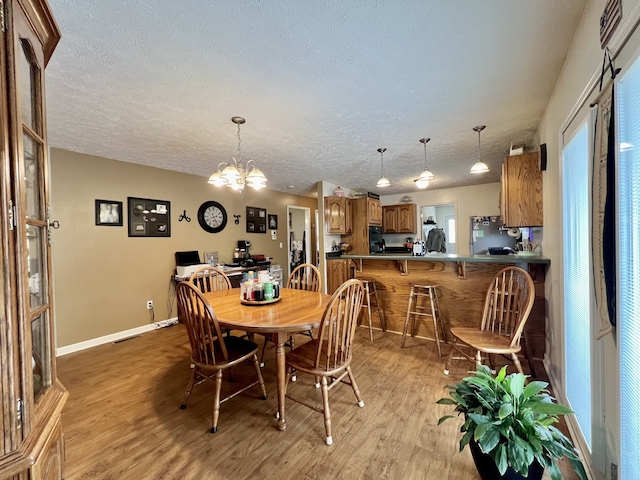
[414,137,434,189]
[376,147,390,187]
[208,116,267,192]
[470,125,489,174]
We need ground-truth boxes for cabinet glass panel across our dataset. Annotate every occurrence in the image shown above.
[31,312,49,399]
[26,224,45,309]
[23,133,42,220]
[19,39,41,135]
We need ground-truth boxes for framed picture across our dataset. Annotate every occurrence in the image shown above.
[204,251,219,266]
[246,206,266,234]
[268,214,278,230]
[127,197,171,237]
[95,200,123,226]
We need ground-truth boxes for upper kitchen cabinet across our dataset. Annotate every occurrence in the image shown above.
[501,152,543,227]
[324,196,352,234]
[367,197,382,226]
[383,204,417,234]
[0,1,67,479]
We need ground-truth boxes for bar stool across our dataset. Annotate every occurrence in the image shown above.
[358,279,387,342]
[402,284,447,356]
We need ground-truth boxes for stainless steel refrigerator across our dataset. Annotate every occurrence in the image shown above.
[470,216,517,255]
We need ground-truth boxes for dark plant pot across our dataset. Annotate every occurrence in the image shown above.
[470,441,544,480]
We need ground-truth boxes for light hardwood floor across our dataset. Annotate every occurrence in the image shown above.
[57,326,580,480]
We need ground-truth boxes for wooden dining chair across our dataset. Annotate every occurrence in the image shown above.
[284,278,365,445]
[259,263,322,366]
[443,266,535,376]
[176,281,267,433]
[287,263,322,292]
[188,266,232,293]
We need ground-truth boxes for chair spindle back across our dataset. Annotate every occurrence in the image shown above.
[287,263,322,292]
[189,266,232,293]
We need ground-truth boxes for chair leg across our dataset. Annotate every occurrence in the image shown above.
[180,367,197,408]
[444,339,457,375]
[428,288,442,357]
[211,370,223,433]
[252,354,268,400]
[511,353,524,375]
[259,335,270,367]
[402,289,415,348]
[475,350,483,367]
[346,366,365,407]
[371,282,387,332]
[365,283,374,342]
[320,376,333,445]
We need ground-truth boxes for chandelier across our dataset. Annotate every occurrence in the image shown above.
[470,125,489,174]
[414,137,435,189]
[208,116,267,191]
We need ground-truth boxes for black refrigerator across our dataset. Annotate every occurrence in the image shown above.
[470,216,517,255]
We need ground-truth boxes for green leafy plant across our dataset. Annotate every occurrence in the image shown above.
[437,365,587,480]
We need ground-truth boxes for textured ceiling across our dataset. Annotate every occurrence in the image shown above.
[45,0,587,196]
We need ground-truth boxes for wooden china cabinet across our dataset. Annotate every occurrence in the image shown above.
[0,1,66,479]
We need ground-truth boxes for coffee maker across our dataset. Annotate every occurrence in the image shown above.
[236,240,251,258]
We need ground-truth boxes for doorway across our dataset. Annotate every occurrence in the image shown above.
[287,206,311,277]
[420,203,456,254]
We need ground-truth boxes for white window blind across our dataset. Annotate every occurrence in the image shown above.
[617,54,640,480]
[562,121,592,449]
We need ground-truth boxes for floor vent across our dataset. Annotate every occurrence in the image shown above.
[111,334,142,345]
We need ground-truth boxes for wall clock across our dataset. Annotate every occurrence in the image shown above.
[197,201,227,233]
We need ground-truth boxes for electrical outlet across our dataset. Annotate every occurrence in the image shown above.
[146,300,153,310]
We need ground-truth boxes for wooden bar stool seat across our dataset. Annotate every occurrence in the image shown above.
[402,283,447,356]
[357,278,387,342]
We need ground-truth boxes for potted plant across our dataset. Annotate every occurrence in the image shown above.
[437,365,587,480]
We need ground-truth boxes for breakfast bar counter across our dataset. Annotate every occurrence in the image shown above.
[336,253,549,371]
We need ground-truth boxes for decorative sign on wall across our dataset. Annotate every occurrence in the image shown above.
[127,197,171,237]
[246,206,266,233]
[268,214,278,230]
[600,0,622,49]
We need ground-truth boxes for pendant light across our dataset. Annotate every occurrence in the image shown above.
[376,148,390,187]
[208,116,267,191]
[470,125,489,174]
[414,137,434,189]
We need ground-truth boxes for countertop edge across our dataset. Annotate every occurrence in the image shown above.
[338,254,550,265]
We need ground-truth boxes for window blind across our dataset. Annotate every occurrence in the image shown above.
[562,121,592,449]
[617,54,640,480]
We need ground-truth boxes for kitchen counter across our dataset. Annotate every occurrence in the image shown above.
[341,252,549,264]
[328,253,548,375]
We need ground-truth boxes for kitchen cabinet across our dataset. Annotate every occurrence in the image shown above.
[383,204,417,234]
[340,197,381,254]
[0,1,67,479]
[367,198,382,226]
[324,196,352,234]
[327,258,355,294]
[501,152,543,227]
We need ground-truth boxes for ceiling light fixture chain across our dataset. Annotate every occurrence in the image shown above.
[415,137,434,189]
[208,116,267,192]
[470,125,489,174]
[376,148,390,188]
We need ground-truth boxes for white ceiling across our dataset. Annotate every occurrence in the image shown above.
[45,0,587,197]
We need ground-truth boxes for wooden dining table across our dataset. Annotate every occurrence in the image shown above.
[203,287,331,430]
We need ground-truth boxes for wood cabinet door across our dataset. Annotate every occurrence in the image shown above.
[324,197,345,234]
[397,204,416,233]
[502,153,543,227]
[345,198,353,234]
[368,199,382,226]
[382,206,397,233]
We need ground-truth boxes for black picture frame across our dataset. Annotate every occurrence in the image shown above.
[127,197,171,237]
[268,214,278,230]
[246,206,266,234]
[95,200,123,226]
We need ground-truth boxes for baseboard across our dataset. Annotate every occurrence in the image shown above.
[56,317,179,357]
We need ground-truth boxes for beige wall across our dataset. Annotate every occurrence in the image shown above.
[536,0,640,476]
[49,148,316,347]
